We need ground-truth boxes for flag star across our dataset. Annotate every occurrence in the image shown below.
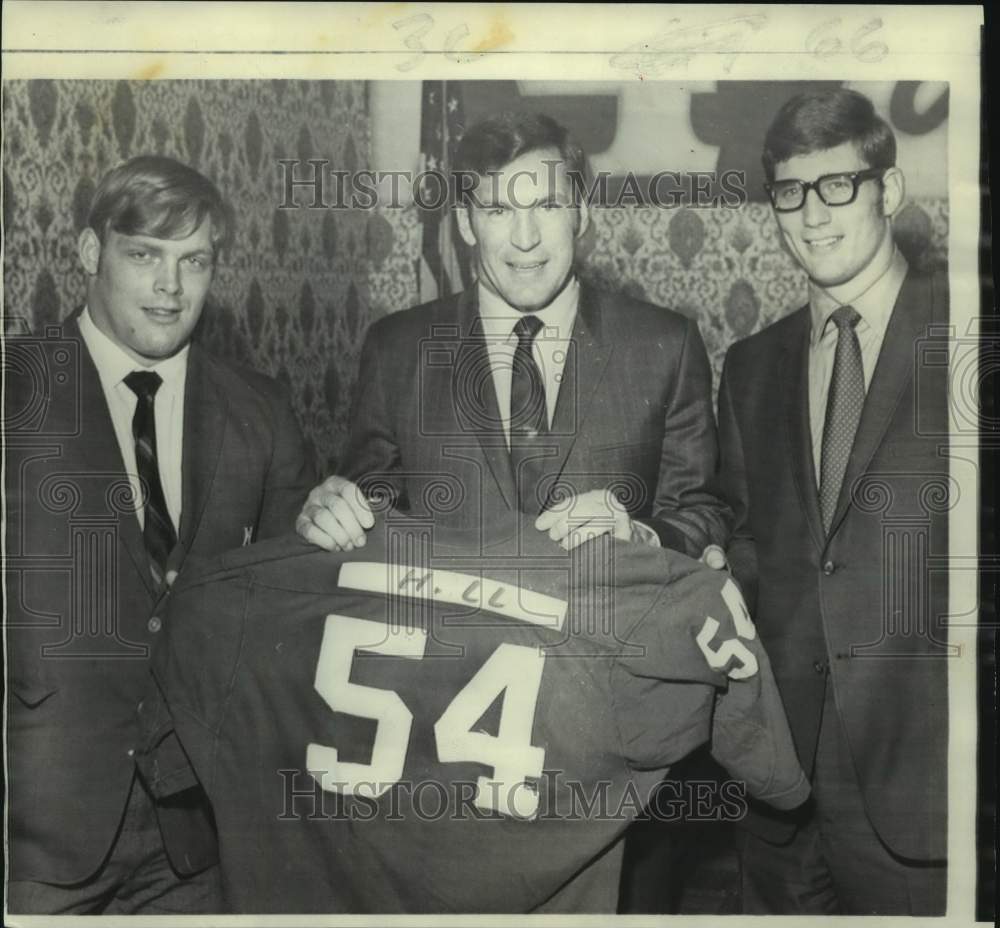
[426,154,438,171]
[447,97,459,112]
[428,91,437,104]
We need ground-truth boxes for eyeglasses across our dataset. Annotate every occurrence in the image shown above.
[763,167,885,212]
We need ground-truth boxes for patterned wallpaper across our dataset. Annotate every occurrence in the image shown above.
[374,198,949,391]
[2,79,376,473]
[2,80,948,469]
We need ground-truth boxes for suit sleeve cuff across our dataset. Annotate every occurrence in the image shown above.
[636,518,697,555]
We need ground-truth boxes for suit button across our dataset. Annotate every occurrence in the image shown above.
[822,561,836,575]
[813,660,827,675]
[147,616,162,633]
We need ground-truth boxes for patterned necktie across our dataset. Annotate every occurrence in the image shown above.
[124,370,177,583]
[819,305,864,533]
[509,314,549,513]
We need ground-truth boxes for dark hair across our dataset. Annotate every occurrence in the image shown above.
[454,111,588,202]
[762,89,896,182]
[87,155,232,252]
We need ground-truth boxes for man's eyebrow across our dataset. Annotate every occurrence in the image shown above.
[120,235,175,252]
[120,236,162,250]
[120,236,214,259]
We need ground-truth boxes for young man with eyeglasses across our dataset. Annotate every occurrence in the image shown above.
[716,88,949,914]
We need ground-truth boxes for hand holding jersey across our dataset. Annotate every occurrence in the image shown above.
[534,487,637,548]
[699,544,728,570]
[296,474,375,551]
[299,479,642,553]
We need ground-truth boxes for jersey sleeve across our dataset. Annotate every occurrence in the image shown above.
[711,635,811,810]
[607,544,809,809]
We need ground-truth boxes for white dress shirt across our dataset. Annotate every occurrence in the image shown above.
[807,247,908,482]
[78,307,187,531]
[477,278,579,447]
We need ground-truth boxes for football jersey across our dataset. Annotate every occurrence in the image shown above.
[143,514,808,913]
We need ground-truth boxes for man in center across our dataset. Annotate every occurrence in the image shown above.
[297,110,729,562]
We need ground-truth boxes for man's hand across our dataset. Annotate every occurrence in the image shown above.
[699,544,729,570]
[295,476,375,551]
[535,488,636,551]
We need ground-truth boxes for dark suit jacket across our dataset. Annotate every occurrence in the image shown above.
[5,316,315,884]
[717,269,949,861]
[343,284,729,556]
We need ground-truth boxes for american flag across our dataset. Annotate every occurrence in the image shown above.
[417,81,472,301]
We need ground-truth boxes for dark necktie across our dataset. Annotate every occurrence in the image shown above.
[509,314,549,513]
[124,370,177,583]
[819,305,864,533]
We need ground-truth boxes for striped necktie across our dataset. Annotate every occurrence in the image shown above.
[124,370,177,583]
[819,305,864,533]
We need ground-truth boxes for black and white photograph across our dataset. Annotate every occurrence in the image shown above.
[2,2,992,924]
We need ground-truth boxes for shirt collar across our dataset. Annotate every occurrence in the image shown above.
[477,277,580,342]
[809,246,908,346]
[78,306,189,391]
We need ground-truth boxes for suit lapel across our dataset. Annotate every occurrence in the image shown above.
[782,308,825,550]
[827,271,930,536]
[545,285,613,493]
[452,290,516,510]
[68,318,157,597]
[177,346,227,563]
[448,283,612,513]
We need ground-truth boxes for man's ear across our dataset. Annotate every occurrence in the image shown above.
[78,228,102,275]
[455,206,478,248]
[880,166,905,218]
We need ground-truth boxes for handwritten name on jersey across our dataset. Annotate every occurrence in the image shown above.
[338,562,568,631]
